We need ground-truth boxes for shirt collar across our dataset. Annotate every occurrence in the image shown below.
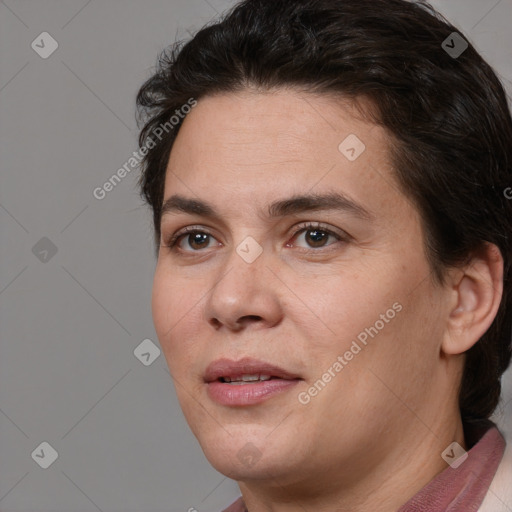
[398,420,505,512]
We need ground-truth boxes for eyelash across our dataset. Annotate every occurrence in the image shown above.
[162,222,349,254]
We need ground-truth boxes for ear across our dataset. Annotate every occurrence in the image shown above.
[442,242,504,355]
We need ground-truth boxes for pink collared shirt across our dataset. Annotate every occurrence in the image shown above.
[222,420,506,512]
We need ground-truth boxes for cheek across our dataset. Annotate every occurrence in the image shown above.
[343,283,443,410]
[151,270,172,341]
[295,260,436,381]
[151,268,195,366]
[292,267,392,345]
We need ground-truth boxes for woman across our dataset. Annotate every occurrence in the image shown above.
[136,0,512,509]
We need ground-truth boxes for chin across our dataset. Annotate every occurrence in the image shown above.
[197,428,296,480]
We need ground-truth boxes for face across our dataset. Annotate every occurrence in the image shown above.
[152,89,453,487]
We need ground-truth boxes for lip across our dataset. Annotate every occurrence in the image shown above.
[204,357,302,406]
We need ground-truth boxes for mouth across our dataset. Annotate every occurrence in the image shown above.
[204,357,303,406]
[204,357,302,383]
[219,374,282,384]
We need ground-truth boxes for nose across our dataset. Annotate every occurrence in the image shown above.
[204,244,283,332]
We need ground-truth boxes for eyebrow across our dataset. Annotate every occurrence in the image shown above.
[160,192,373,224]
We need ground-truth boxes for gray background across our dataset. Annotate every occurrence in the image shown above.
[0,1,511,511]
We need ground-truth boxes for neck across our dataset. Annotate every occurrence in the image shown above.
[238,414,465,512]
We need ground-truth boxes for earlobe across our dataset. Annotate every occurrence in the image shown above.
[442,243,503,356]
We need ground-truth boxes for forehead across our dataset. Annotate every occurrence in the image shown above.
[168,89,384,168]
[162,89,412,227]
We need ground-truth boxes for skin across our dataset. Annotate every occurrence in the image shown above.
[151,89,503,512]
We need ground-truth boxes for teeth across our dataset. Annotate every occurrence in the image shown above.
[222,374,272,383]
[242,374,261,382]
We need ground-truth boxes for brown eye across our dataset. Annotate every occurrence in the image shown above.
[164,226,218,252]
[290,223,345,250]
[303,228,330,248]
[184,232,211,250]
[174,231,216,251]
